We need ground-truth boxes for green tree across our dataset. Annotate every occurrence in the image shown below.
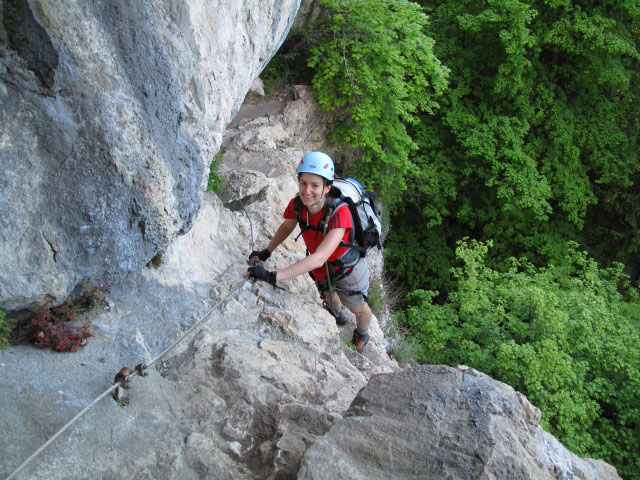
[400,240,640,479]
[307,0,449,202]
[387,0,640,290]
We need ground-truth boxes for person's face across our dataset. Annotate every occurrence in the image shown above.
[298,172,331,207]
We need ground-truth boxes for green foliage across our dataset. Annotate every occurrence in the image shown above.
[367,281,384,316]
[400,240,640,479]
[206,155,225,193]
[260,47,313,95]
[385,0,640,291]
[147,251,164,269]
[0,310,12,350]
[307,0,449,203]
[384,212,455,293]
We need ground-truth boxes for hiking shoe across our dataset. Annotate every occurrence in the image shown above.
[335,310,348,327]
[351,329,369,353]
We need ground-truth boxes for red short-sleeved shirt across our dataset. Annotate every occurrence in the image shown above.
[284,197,352,281]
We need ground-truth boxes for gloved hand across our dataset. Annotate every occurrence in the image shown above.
[247,265,277,285]
[248,248,271,264]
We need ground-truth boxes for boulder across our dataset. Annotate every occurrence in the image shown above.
[298,365,622,480]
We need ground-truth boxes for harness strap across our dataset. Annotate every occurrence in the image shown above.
[294,194,361,279]
[323,262,339,317]
[316,266,366,302]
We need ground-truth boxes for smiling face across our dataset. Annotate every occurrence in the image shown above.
[298,172,331,208]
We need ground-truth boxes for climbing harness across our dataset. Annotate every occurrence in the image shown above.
[5,277,249,480]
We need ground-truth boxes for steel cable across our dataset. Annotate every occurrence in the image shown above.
[5,277,249,480]
[7,180,258,479]
[145,277,248,369]
[5,383,120,480]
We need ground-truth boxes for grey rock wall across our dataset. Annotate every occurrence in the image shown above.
[0,83,622,480]
[0,88,396,479]
[0,0,301,311]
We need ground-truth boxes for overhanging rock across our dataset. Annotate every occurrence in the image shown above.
[0,0,301,311]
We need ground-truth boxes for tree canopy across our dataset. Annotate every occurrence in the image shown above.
[306,0,449,201]
[389,0,640,289]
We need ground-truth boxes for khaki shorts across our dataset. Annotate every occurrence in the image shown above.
[318,258,369,309]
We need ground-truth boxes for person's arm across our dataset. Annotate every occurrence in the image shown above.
[275,227,345,281]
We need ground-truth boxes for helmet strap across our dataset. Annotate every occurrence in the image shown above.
[303,179,332,214]
[308,195,325,213]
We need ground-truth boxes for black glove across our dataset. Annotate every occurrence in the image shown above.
[248,248,271,264]
[247,266,277,285]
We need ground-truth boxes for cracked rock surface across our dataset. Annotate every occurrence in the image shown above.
[0,86,621,479]
[0,0,301,311]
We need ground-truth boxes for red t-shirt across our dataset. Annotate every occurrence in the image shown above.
[283,197,352,281]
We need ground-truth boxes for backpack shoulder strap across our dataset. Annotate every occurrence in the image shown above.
[323,197,368,255]
[322,197,347,233]
[293,195,303,223]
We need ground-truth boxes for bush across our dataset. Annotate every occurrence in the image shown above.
[401,240,640,478]
[206,155,224,193]
[29,284,104,353]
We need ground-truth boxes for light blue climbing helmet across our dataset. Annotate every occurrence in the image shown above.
[296,152,335,182]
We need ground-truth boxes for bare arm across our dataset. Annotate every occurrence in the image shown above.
[275,227,345,281]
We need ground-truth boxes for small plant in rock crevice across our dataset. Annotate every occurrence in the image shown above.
[147,251,164,268]
[0,310,12,350]
[29,283,105,352]
[206,155,225,193]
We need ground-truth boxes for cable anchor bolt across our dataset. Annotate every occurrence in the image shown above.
[113,367,132,404]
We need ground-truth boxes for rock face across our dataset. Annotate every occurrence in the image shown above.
[0,0,301,311]
[299,365,622,480]
[0,85,397,479]
[0,88,621,480]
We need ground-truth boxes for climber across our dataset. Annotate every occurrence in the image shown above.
[246,151,372,353]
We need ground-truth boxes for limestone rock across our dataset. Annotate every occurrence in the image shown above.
[0,0,301,310]
[0,75,621,479]
[0,88,397,480]
[298,365,622,480]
